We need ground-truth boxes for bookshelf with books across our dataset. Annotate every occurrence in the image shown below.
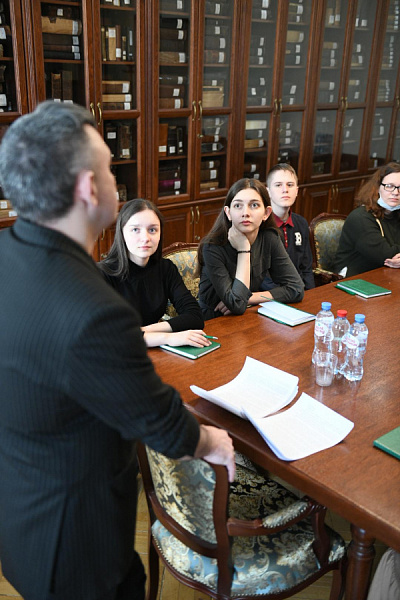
[147,0,240,243]
[1,0,400,245]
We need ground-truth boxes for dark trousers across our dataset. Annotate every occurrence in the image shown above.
[98,551,146,600]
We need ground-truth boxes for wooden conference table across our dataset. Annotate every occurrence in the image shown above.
[149,267,400,600]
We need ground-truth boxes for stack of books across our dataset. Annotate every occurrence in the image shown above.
[41,4,82,61]
[244,119,267,151]
[159,17,188,67]
[247,73,268,107]
[251,0,274,21]
[102,79,132,111]
[0,198,17,219]
[200,159,220,191]
[201,116,226,154]
[205,1,230,17]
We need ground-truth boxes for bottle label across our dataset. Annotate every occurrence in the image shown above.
[344,333,359,350]
[315,321,328,337]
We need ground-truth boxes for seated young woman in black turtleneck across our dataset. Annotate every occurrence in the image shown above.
[98,198,210,349]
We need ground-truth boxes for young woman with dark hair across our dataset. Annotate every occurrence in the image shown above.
[335,162,400,277]
[99,198,209,348]
[197,178,304,320]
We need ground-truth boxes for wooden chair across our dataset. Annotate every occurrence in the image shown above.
[162,242,199,317]
[137,443,347,600]
[309,213,347,287]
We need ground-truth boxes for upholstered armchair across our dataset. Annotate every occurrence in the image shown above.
[309,213,347,287]
[137,444,347,600]
[162,242,200,318]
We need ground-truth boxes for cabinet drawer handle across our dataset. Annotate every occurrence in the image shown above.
[90,102,95,119]
[198,100,202,121]
[190,206,195,224]
[192,101,197,121]
[195,206,200,223]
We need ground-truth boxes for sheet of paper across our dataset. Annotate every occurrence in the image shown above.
[190,356,298,419]
[243,392,354,461]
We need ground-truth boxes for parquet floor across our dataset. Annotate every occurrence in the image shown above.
[0,479,387,599]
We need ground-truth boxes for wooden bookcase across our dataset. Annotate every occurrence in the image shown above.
[0,0,400,252]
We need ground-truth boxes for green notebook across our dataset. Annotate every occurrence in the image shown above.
[159,340,220,360]
[373,426,400,460]
[336,279,391,298]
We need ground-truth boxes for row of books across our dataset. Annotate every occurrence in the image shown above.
[105,122,133,160]
[159,162,183,195]
[243,161,262,181]
[377,79,392,102]
[252,0,273,21]
[101,0,133,5]
[102,79,133,110]
[159,123,185,156]
[372,114,386,139]
[204,1,231,17]
[200,158,220,191]
[325,0,341,27]
[0,199,17,219]
[160,0,188,12]
[245,121,267,150]
[201,117,226,154]
[50,70,73,102]
[101,25,135,62]
[382,36,398,68]
[41,15,83,61]
[0,1,11,58]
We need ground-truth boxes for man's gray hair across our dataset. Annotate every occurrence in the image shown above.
[0,101,96,222]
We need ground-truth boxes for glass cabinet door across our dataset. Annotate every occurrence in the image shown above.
[281,0,312,107]
[96,0,140,201]
[369,0,400,167]
[241,1,277,180]
[338,0,379,174]
[312,0,349,176]
[197,0,236,195]
[393,111,400,162]
[31,1,89,106]
[157,0,192,203]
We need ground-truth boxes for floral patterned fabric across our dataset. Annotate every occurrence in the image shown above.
[146,448,346,596]
[313,219,345,272]
[162,248,199,317]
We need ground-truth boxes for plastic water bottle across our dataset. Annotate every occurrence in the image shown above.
[312,302,334,364]
[341,314,368,381]
[331,310,350,375]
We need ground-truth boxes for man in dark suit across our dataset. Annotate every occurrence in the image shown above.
[0,101,235,600]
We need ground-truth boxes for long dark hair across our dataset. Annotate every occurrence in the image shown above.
[197,178,277,270]
[356,162,400,219]
[98,198,164,279]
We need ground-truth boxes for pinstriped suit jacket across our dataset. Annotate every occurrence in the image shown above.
[0,219,199,600]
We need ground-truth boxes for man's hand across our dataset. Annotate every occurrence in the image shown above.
[194,425,235,482]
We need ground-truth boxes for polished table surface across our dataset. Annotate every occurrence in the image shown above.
[149,267,400,599]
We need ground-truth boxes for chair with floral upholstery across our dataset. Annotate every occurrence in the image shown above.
[309,213,347,287]
[137,443,347,600]
[162,242,200,318]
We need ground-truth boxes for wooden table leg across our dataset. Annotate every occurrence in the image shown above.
[345,525,375,600]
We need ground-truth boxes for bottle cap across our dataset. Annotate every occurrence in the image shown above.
[337,309,347,317]
[354,313,365,323]
[321,302,331,310]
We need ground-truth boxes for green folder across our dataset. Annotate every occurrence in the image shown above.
[373,426,400,460]
[336,279,391,298]
[159,339,220,360]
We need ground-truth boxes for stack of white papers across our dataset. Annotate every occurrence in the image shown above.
[243,393,354,461]
[190,357,354,461]
[258,300,315,326]
[190,356,298,419]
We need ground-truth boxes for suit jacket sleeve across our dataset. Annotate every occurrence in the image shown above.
[66,293,199,458]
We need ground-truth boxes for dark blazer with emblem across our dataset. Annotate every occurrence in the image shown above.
[0,219,199,600]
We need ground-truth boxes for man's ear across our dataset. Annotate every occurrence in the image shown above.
[263,205,273,221]
[224,205,231,221]
[74,169,97,209]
